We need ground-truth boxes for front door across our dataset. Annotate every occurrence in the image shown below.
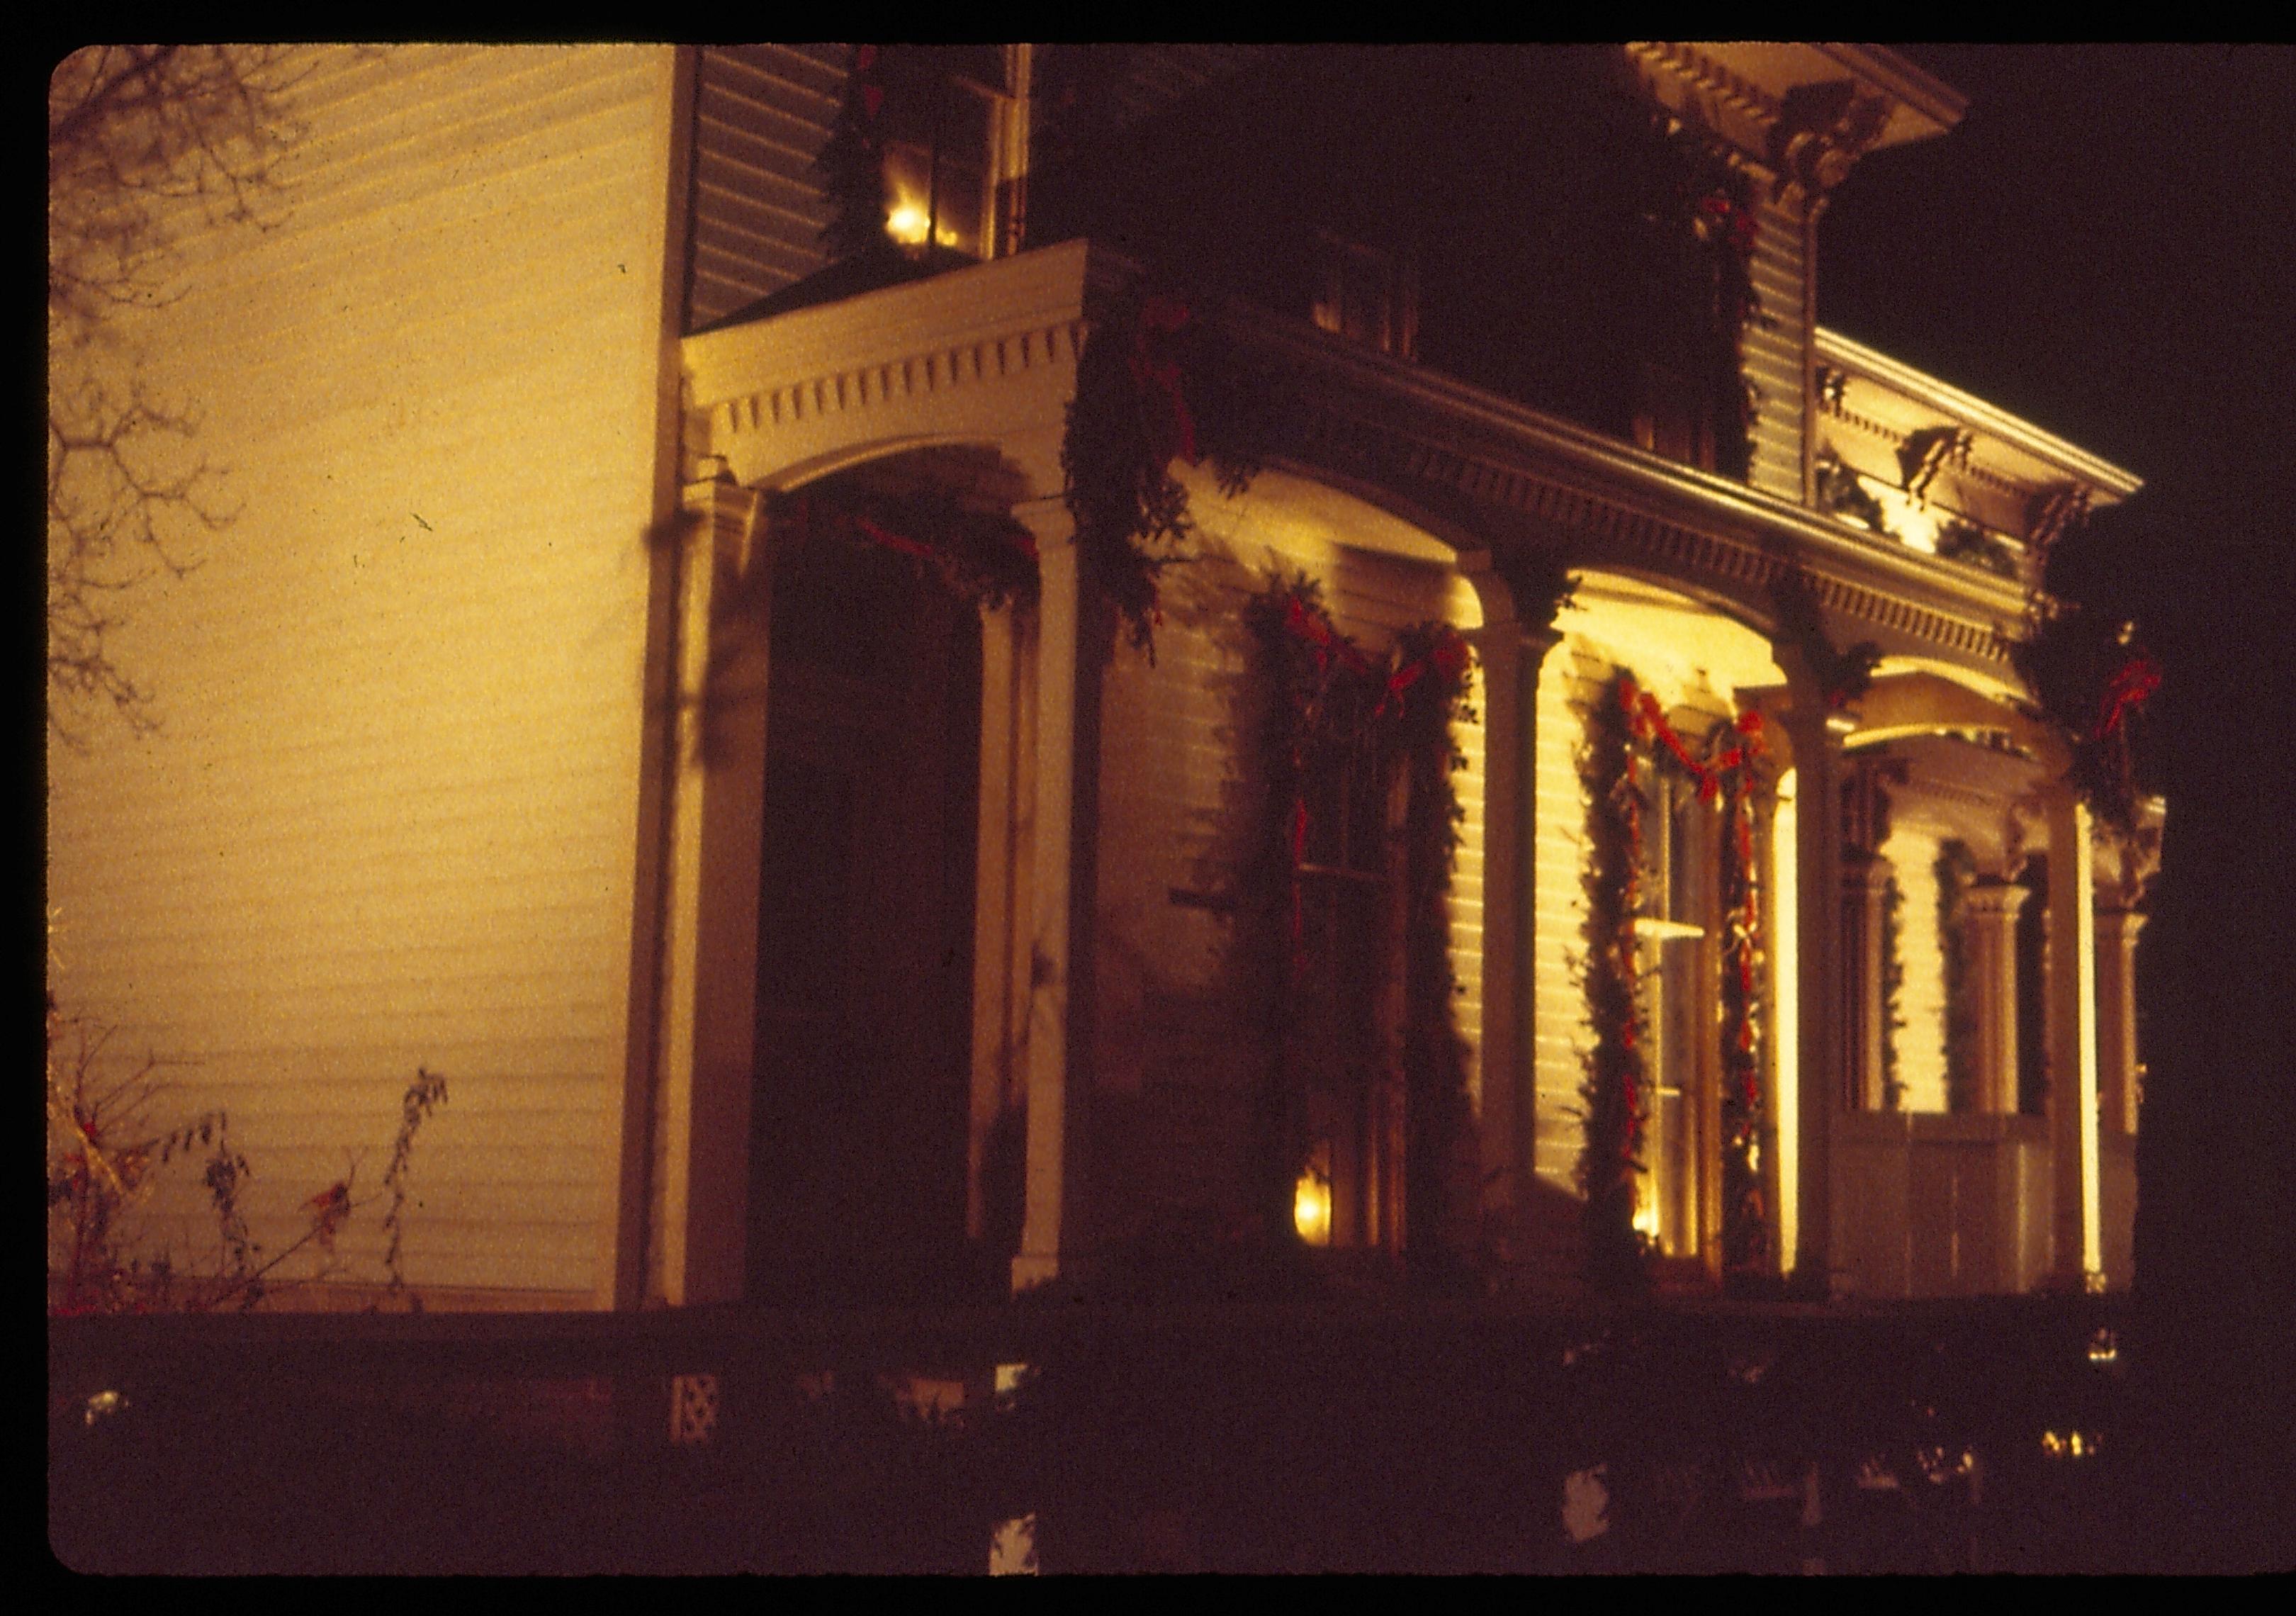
[747,520,982,1305]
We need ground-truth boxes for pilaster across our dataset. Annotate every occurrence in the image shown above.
[651,478,772,1306]
[2044,787,2103,1290]
[2095,907,2146,1137]
[1840,852,1894,1111]
[1011,498,1097,1294]
[1776,697,1856,1297]
[1461,585,1560,1223]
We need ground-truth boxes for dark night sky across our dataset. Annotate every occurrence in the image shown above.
[1820,45,2294,668]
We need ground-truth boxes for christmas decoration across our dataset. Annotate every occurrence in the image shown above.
[1578,671,1769,1291]
[817,44,891,262]
[1640,116,1771,481]
[1064,284,1264,657]
[769,480,1040,615]
[1770,565,1881,709]
[1243,579,1475,1276]
[1935,838,1981,1115]
[2010,600,2161,833]
[1879,868,1906,1112]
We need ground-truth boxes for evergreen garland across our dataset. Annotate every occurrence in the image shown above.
[1879,869,1906,1111]
[1640,116,1772,481]
[2010,599,2161,834]
[1242,578,1475,1275]
[1578,673,1650,1294]
[769,481,1040,615]
[1064,285,1264,659]
[817,44,891,262]
[1579,672,1769,1293]
[1711,717,1769,1281]
[1770,564,1881,709]
[1392,619,1480,1282]
[1935,839,1980,1113]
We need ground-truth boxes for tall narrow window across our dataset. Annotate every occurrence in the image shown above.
[1634,772,1712,1260]
[1633,361,1716,471]
[1290,737,1407,1255]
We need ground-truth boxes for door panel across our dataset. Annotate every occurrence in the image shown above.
[748,532,982,1305]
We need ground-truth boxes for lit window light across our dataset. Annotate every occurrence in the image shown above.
[1294,1150,1332,1247]
[887,201,932,246]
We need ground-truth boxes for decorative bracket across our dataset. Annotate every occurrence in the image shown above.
[1767,79,1893,205]
[2026,483,2093,558]
[1898,426,1974,506]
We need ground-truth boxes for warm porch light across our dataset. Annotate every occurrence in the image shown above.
[1293,1146,1333,1247]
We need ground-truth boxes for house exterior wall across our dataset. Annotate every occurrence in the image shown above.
[47,45,687,1303]
[687,43,843,330]
[52,43,2151,1314]
[1745,195,1810,504]
[1081,514,1487,1253]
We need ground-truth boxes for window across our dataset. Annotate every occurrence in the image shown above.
[1633,361,1716,471]
[1633,770,1713,1262]
[877,47,1009,259]
[1311,230,1417,360]
[1289,736,1407,1254]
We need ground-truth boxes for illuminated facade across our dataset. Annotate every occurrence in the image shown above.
[48,45,2156,1309]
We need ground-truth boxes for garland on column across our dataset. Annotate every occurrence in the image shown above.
[1935,838,1980,1114]
[1879,870,1906,1112]
[1708,712,1769,1281]
[1242,578,1475,1269]
[2010,600,2161,834]
[769,481,1040,613]
[1064,285,1264,658]
[1770,564,1881,709]
[1579,671,1769,1291]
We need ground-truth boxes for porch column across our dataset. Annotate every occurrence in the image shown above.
[2096,907,2146,1136]
[1011,497,1098,1292]
[650,478,772,1306]
[1463,608,1558,1221]
[1958,880,2032,1114]
[2044,787,2103,1289]
[1840,852,1893,1111]
[1777,700,1856,1297]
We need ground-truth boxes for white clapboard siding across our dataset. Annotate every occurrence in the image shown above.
[1744,193,1808,503]
[687,43,843,330]
[47,45,683,1305]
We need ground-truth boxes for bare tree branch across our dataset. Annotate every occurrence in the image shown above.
[47,45,303,744]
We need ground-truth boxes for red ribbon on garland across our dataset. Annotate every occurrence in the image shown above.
[1130,294,1200,471]
[2095,647,2160,740]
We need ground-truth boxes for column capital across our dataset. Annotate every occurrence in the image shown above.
[680,476,768,574]
[1959,878,2033,919]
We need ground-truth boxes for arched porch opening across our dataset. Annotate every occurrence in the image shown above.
[745,447,1028,1305]
[1536,568,1787,1286]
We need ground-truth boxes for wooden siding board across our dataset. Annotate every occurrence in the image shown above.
[686,43,840,329]
[45,45,679,1301]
